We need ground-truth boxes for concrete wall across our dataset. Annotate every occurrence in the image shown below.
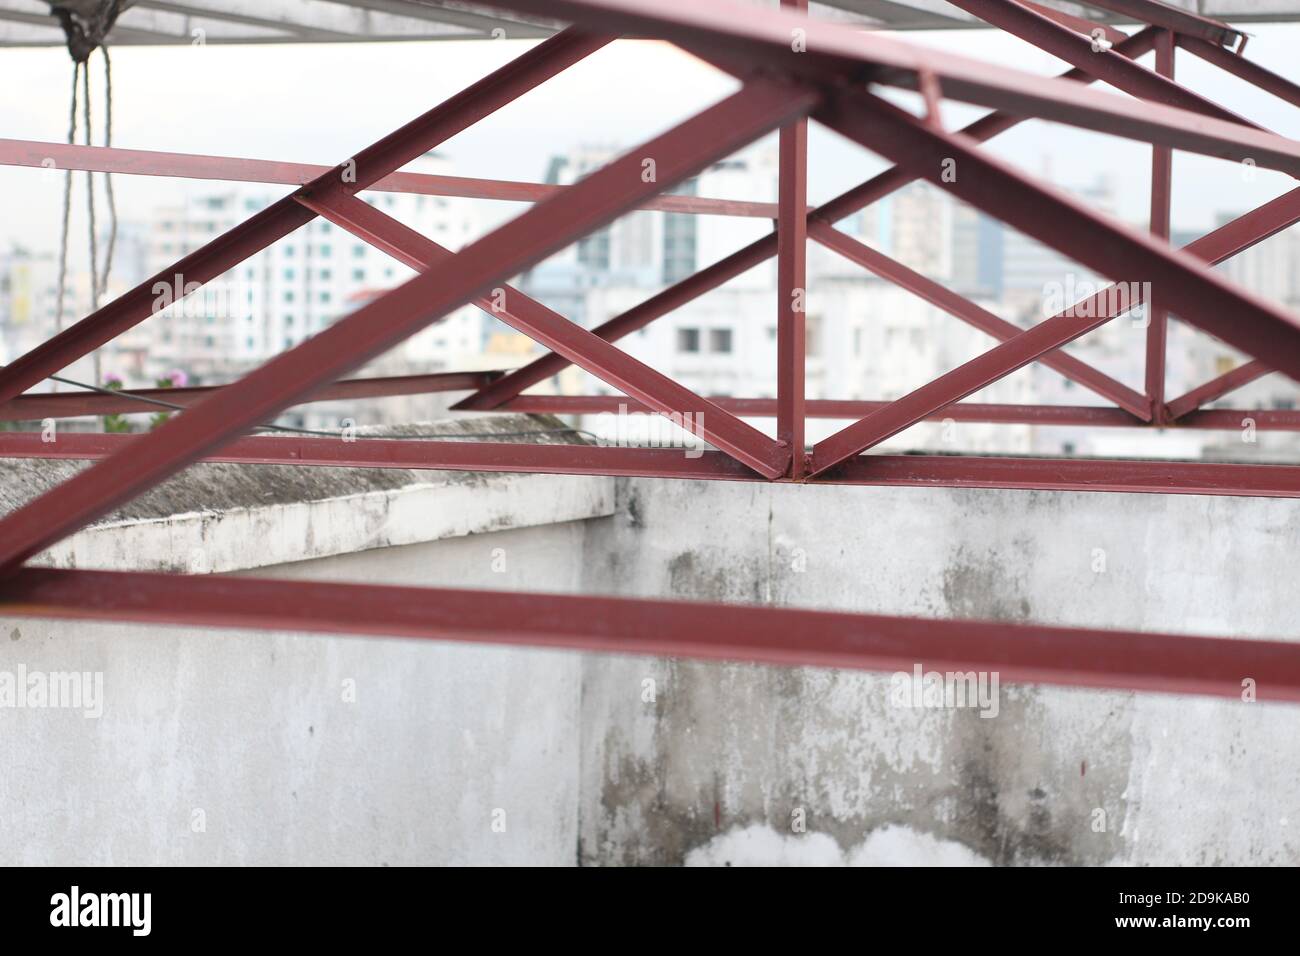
[4,461,1298,865]
[0,437,614,865]
[576,479,1300,866]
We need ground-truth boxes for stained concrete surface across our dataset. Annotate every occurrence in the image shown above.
[3,442,1298,865]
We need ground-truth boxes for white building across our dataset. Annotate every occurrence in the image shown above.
[143,151,484,388]
[522,146,1033,453]
[0,241,150,392]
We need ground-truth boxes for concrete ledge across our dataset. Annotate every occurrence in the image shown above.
[0,415,615,573]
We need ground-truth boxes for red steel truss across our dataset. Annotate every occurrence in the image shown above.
[2,0,1300,699]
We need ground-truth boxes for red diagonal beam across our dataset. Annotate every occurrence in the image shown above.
[1176,34,1300,111]
[0,78,817,575]
[3,568,1297,702]
[808,90,1300,476]
[296,192,785,476]
[943,0,1254,127]
[493,1,1299,173]
[805,182,1300,469]
[1075,0,1240,47]
[453,26,1160,413]
[1021,0,1125,45]
[452,235,773,410]
[1165,360,1272,420]
[808,221,1150,418]
[0,27,611,407]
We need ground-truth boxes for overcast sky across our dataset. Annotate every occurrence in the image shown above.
[2,20,1299,268]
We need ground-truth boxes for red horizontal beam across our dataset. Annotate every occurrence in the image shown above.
[498,394,1300,431]
[2,568,1296,702]
[501,394,1146,426]
[0,371,502,421]
[0,137,781,219]
[4,432,1298,498]
[1170,408,1300,431]
[823,453,1300,498]
[0,432,759,480]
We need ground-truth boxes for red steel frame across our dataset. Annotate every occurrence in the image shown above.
[3,0,1300,700]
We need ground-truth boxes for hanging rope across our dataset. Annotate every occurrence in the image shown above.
[54,59,79,336]
[49,0,123,385]
[99,47,117,302]
[83,62,98,315]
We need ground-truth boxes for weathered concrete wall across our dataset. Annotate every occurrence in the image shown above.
[575,479,1300,866]
[1,516,604,866]
[6,443,1299,865]
[0,419,614,865]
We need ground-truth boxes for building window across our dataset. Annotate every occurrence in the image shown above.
[352,268,365,281]
[677,328,700,353]
[353,245,366,259]
[662,178,698,284]
[709,328,733,353]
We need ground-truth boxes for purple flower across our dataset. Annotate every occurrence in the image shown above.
[168,369,189,388]
[103,374,124,389]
